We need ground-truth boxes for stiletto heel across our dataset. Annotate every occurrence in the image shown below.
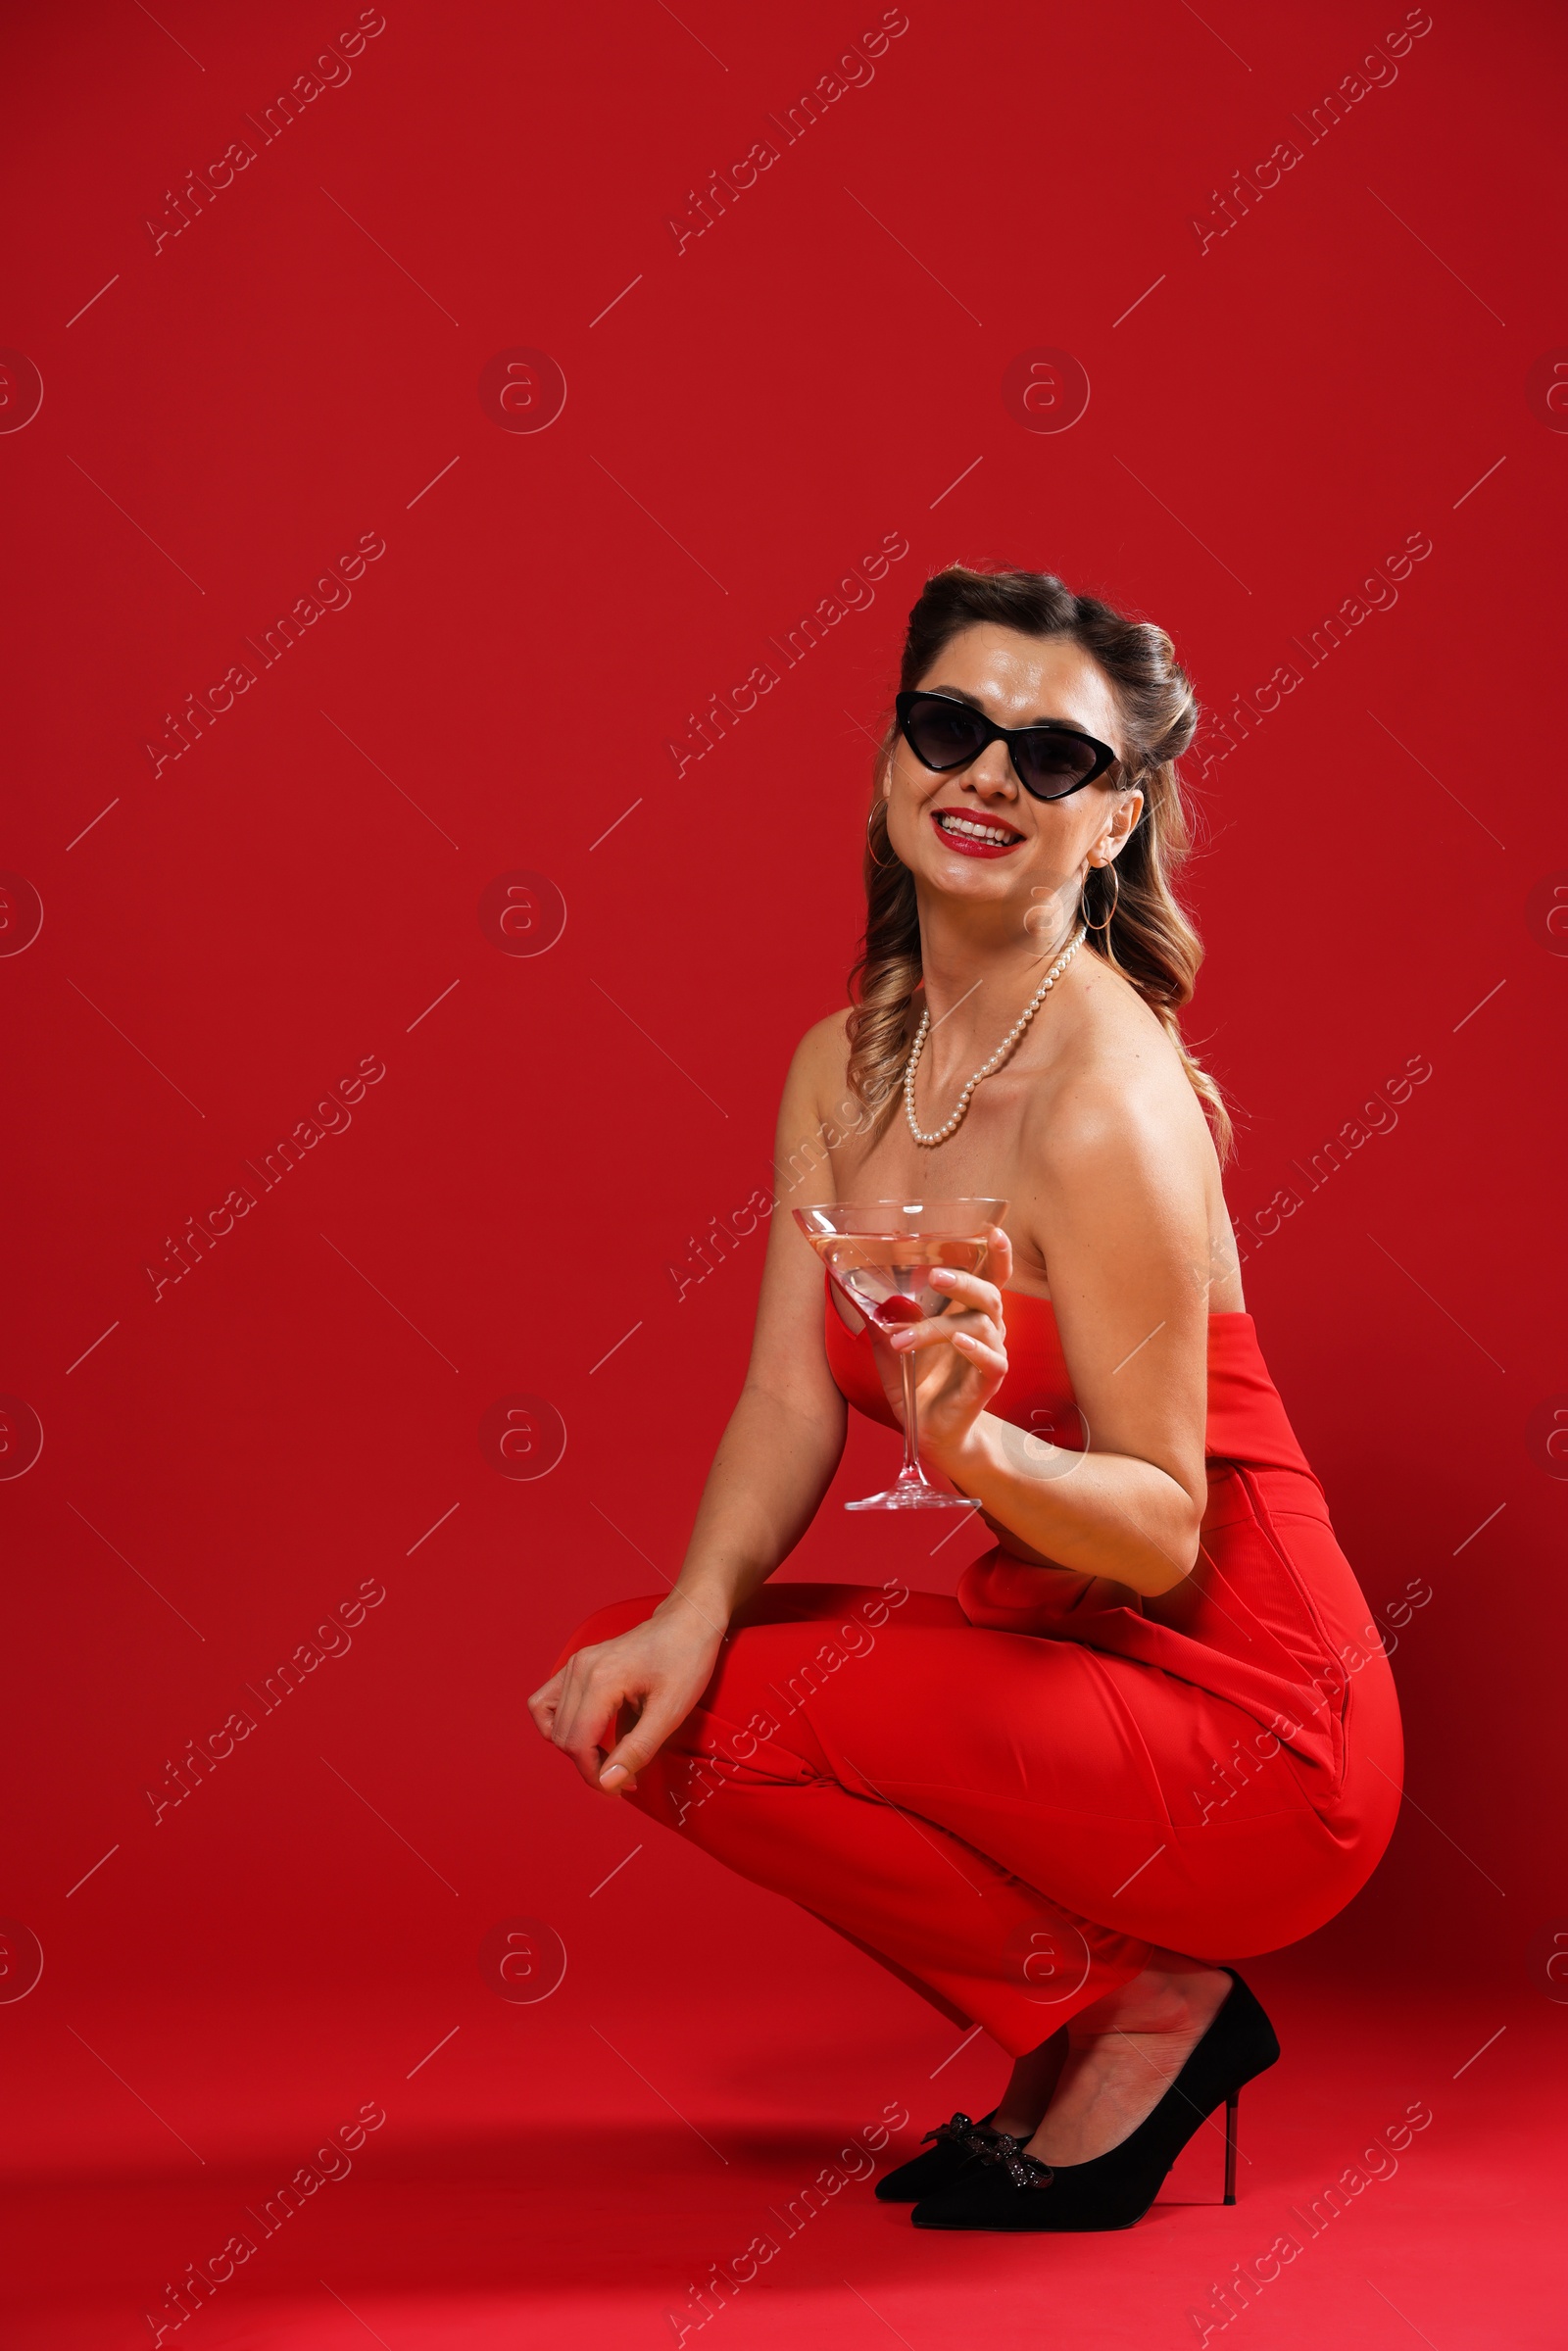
[911,1970,1279,2233]
[1224,2087,1239,2205]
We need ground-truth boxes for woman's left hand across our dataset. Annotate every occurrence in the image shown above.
[876,1223,1012,1469]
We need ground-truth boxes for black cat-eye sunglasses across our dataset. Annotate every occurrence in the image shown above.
[895,690,1119,802]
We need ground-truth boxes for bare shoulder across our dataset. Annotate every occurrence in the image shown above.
[772,1005,860,1172]
[1016,955,1225,1328]
[1031,954,1214,1182]
[790,1005,856,1082]
[780,1005,858,1122]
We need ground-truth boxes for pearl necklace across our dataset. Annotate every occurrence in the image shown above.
[903,927,1086,1148]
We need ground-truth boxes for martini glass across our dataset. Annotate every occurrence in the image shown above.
[794,1198,1008,1510]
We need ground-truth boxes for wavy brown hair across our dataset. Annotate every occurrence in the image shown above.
[847,562,1233,1159]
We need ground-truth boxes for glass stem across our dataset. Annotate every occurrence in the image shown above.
[900,1348,924,1484]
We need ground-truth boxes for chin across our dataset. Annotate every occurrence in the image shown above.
[919,845,1026,891]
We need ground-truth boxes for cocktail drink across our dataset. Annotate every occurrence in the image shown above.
[793,1199,1008,1510]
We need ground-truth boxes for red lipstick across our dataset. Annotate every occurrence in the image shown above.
[928,807,1025,859]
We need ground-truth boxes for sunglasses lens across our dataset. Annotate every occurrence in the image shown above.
[903,697,1106,797]
[1015,730,1102,797]
[903,697,988,769]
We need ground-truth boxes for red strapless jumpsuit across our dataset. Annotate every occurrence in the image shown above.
[558,1284,1404,2054]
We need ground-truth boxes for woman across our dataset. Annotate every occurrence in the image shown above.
[529,564,1403,2233]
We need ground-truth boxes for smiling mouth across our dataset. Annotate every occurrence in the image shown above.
[932,808,1024,850]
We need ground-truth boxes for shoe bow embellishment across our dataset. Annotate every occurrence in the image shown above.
[922,2111,985,2150]
[982,2132,1054,2192]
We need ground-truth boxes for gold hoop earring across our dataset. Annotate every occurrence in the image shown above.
[1080,857,1119,934]
[867,804,898,871]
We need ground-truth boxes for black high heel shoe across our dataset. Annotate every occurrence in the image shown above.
[874,2109,1001,2203]
[910,1970,1279,2233]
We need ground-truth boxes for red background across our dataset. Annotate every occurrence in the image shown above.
[4,1,1565,2343]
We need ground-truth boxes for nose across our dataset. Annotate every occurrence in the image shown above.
[959,742,1019,798]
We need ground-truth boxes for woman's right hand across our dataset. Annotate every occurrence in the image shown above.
[527,1597,726,1795]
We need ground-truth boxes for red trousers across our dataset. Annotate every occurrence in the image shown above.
[559,1566,1399,2058]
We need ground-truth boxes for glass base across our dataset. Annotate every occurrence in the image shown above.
[846,1480,982,1512]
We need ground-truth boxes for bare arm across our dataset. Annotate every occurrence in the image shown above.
[662,1038,853,1630]
[895,1079,1214,1599]
[528,1018,852,1789]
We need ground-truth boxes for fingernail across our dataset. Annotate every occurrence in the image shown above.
[600,1765,628,1788]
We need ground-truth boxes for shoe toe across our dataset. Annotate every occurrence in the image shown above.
[912,2166,1051,2232]
[876,2118,996,2202]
